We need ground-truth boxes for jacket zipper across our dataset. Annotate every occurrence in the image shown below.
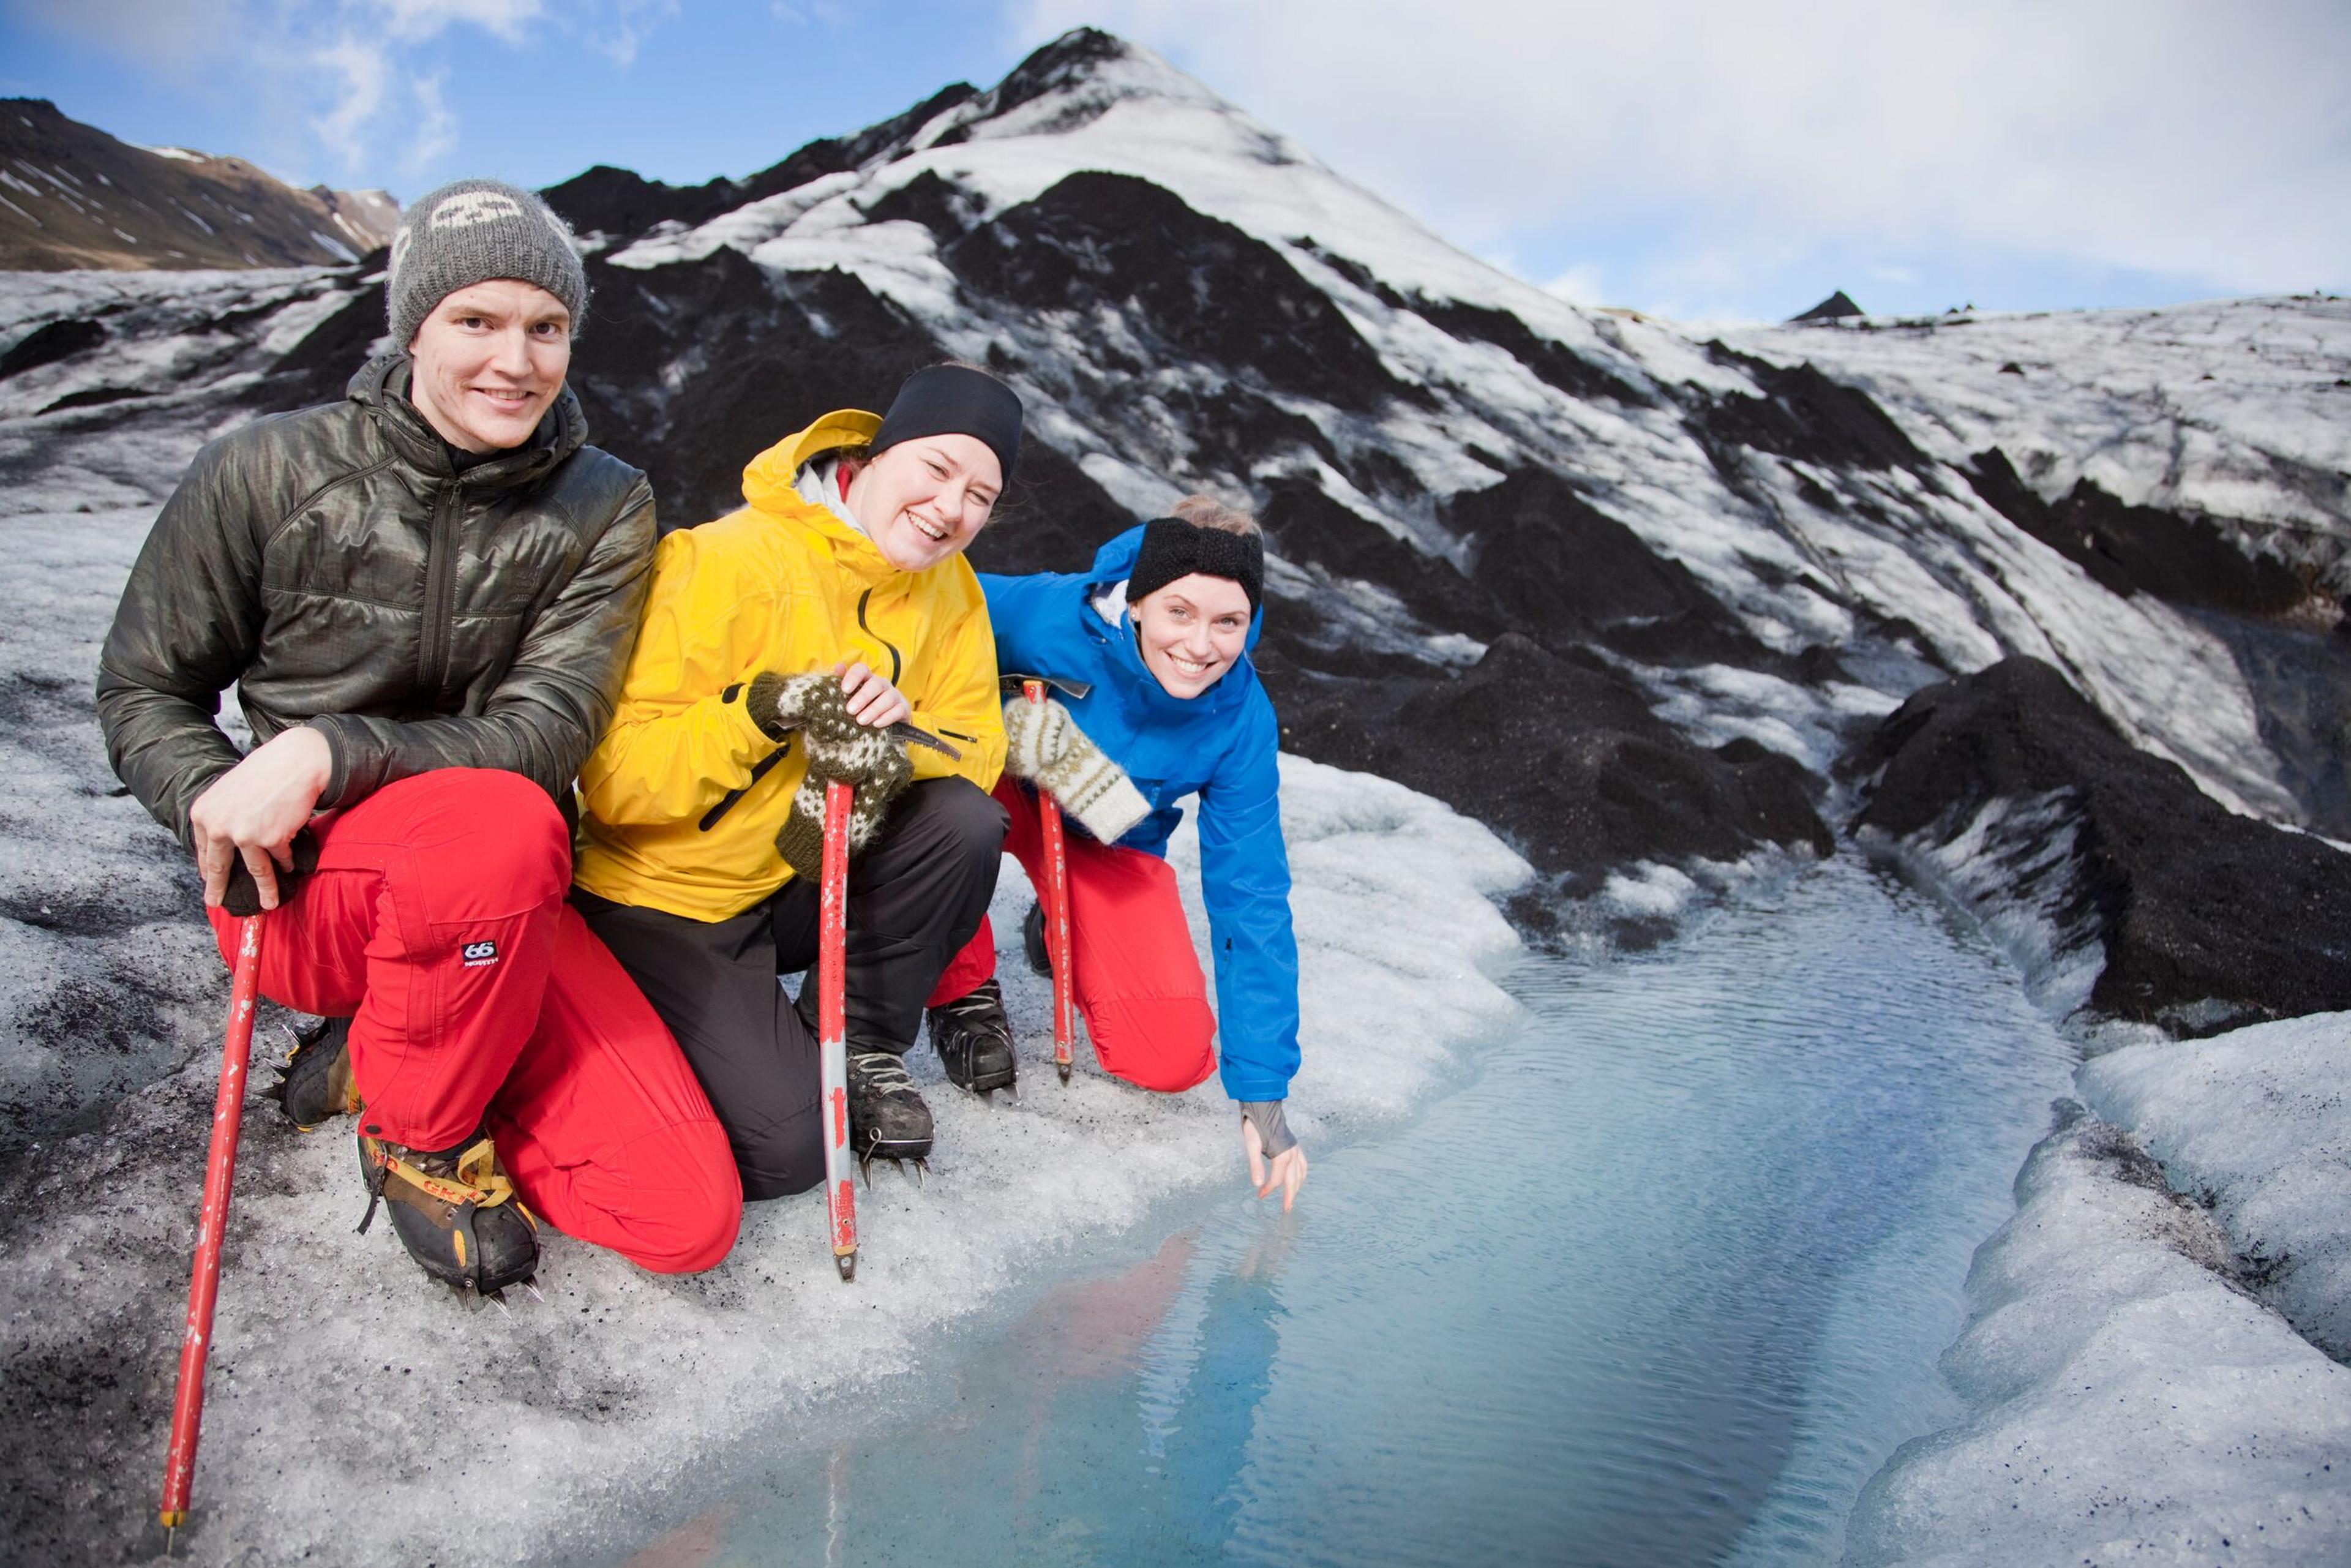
[857,587,902,685]
[418,482,461,698]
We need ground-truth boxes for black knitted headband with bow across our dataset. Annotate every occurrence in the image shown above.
[1125,517,1263,613]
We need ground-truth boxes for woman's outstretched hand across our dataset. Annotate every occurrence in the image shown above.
[833,660,912,729]
[1243,1117,1308,1212]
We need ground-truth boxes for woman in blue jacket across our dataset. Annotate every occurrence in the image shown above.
[924,497,1308,1208]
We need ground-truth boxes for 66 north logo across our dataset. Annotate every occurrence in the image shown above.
[460,940,500,968]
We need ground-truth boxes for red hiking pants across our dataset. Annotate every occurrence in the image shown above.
[206,769,741,1274]
[931,779,1217,1093]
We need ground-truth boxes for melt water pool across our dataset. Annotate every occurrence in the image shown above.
[607,855,2077,1567]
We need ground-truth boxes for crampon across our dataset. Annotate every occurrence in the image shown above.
[261,1016,359,1129]
[356,1130,542,1304]
[846,1049,932,1182]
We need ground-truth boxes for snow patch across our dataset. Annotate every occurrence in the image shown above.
[1845,1106,2351,1567]
[2080,1013,2351,1361]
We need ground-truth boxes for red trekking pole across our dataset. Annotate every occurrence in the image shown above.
[817,778,858,1282]
[1022,680,1077,1086]
[158,912,264,1548]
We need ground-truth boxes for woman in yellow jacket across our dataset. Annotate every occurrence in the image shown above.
[571,366,1019,1198]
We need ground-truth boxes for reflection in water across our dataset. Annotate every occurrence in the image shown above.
[629,858,2075,1567]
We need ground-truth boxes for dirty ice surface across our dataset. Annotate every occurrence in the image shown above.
[0,745,1527,1567]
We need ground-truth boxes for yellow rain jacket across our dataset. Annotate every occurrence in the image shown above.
[572,411,1007,920]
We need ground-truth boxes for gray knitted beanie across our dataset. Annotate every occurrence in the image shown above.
[385,178,588,348]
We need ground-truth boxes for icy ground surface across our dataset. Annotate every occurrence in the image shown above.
[1845,1084,2351,1568]
[580,856,2080,1567]
[0,755,1528,1568]
[2079,1015,2351,1363]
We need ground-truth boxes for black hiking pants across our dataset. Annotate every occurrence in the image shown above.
[576,778,1008,1200]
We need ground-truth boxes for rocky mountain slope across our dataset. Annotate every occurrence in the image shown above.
[0,97,396,271]
[3,26,2346,1015]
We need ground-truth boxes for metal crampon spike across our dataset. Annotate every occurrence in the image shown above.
[909,1157,926,1186]
[483,1288,512,1315]
[521,1280,546,1305]
[858,1150,876,1188]
[447,1283,484,1313]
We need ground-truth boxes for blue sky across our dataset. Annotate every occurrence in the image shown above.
[3,0,2344,323]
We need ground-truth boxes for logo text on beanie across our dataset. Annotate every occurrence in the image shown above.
[432,190,525,231]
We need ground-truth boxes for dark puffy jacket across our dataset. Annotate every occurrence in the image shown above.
[96,354,657,845]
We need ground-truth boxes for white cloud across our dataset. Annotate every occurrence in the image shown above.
[368,0,544,42]
[585,0,678,66]
[309,36,392,171]
[771,1,849,24]
[1542,263,1607,306]
[1023,0,2351,306]
[405,70,457,173]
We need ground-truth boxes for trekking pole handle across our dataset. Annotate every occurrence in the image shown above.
[159,912,264,1532]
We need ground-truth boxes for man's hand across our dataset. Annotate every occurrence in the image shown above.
[834,660,912,729]
[187,725,332,910]
[1244,1117,1309,1213]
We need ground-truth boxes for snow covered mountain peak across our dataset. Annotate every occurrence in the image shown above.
[928,27,1238,146]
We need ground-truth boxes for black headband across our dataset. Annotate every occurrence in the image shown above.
[869,364,1023,487]
[1125,517,1264,613]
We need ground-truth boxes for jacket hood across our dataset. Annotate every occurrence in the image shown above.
[346,352,587,489]
[741,409,886,512]
[738,408,906,583]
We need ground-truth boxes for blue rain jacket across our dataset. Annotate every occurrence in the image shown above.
[980,526,1300,1101]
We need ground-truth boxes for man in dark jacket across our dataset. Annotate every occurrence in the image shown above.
[96,178,740,1297]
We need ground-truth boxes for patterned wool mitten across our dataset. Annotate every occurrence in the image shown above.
[1002,694,1151,844]
[751,672,919,882]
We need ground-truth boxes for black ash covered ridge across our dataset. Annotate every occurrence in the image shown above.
[1844,656,2351,1035]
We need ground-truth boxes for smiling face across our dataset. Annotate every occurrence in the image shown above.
[843,433,1003,571]
[1131,572,1253,699]
[405,279,572,454]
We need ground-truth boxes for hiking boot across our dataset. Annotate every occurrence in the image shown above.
[266,1017,359,1129]
[1022,900,1052,978]
[356,1128,539,1296]
[927,978,1017,1096]
[846,1049,933,1166]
